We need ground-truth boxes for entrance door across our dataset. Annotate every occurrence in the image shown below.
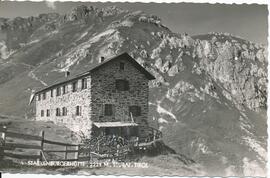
[121,127,138,139]
[105,127,120,136]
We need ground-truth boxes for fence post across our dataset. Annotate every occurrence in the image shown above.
[0,126,7,161]
[90,153,93,162]
[97,140,100,153]
[39,130,44,161]
[64,146,68,160]
[74,145,79,161]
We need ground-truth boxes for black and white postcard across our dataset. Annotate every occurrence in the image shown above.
[0,0,268,177]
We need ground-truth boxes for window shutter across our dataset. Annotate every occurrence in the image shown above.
[137,106,141,116]
[112,105,115,116]
[82,78,87,89]
[104,104,114,116]
[100,104,104,116]
[125,81,129,90]
[129,106,141,117]
[72,82,77,92]
[120,62,125,70]
[116,79,129,91]
[76,106,81,116]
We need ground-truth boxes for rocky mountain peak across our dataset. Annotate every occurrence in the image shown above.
[66,5,97,21]
[101,6,127,16]
[0,6,267,176]
[0,13,60,31]
[65,5,127,22]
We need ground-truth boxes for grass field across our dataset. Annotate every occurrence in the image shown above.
[0,118,203,176]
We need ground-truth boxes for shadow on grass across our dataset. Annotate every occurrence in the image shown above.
[131,140,196,165]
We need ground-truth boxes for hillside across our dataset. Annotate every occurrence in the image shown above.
[0,5,267,176]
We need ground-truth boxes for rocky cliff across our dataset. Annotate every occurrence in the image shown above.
[0,5,267,176]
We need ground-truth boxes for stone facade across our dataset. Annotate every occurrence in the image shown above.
[91,59,149,137]
[35,53,154,138]
[36,76,92,136]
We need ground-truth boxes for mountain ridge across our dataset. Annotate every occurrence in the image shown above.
[0,5,267,176]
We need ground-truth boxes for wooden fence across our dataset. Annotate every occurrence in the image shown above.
[0,126,79,161]
[0,125,162,162]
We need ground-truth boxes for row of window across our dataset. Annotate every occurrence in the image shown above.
[40,105,141,117]
[37,62,130,101]
[38,78,130,102]
[104,104,141,117]
[40,106,82,117]
[38,78,87,101]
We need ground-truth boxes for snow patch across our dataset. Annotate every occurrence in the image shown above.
[59,46,90,72]
[96,31,125,61]
[239,116,253,136]
[58,29,117,72]
[89,29,116,44]
[28,39,40,45]
[79,31,88,40]
[76,25,93,41]
[149,102,178,122]
[158,118,168,124]
[0,41,14,59]
[157,104,177,122]
[50,30,59,35]
[242,136,267,161]
[198,142,211,154]
[191,138,212,154]
[166,81,204,102]
[159,126,164,131]
[28,71,48,86]
[120,20,134,27]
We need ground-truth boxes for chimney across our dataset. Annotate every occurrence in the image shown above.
[28,89,36,105]
[65,71,70,78]
[99,56,105,63]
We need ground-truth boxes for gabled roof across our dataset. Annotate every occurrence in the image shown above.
[89,52,155,80]
[34,52,155,95]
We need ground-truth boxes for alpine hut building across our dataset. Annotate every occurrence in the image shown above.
[33,52,157,141]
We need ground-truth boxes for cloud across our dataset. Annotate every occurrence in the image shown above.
[45,1,56,10]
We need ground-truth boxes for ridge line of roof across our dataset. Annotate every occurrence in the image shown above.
[34,52,155,94]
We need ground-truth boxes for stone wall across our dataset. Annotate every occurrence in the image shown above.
[36,76,92,136]
[91,58,150,137]
[36,57,151,138]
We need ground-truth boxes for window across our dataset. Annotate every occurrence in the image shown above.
[62,107,67,116]
[76,106,81,116]
[42,92,46,100]
[120,62,125,70]
[129,106,141,117]
[104,104,114,116]
[63,85,68,94]
[72,81,78,92]
[116,79,129,91]
[41,110,44,117]
[56,87,61,96]
[51,89,53,97]
[46,109,50,117]
[81,78,87,89]
[56,108,61,116]
[38,94,41,101]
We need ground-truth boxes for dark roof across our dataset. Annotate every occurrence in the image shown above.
[35,52,155,95]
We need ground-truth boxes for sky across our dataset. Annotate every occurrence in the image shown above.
[0,1,268,44]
